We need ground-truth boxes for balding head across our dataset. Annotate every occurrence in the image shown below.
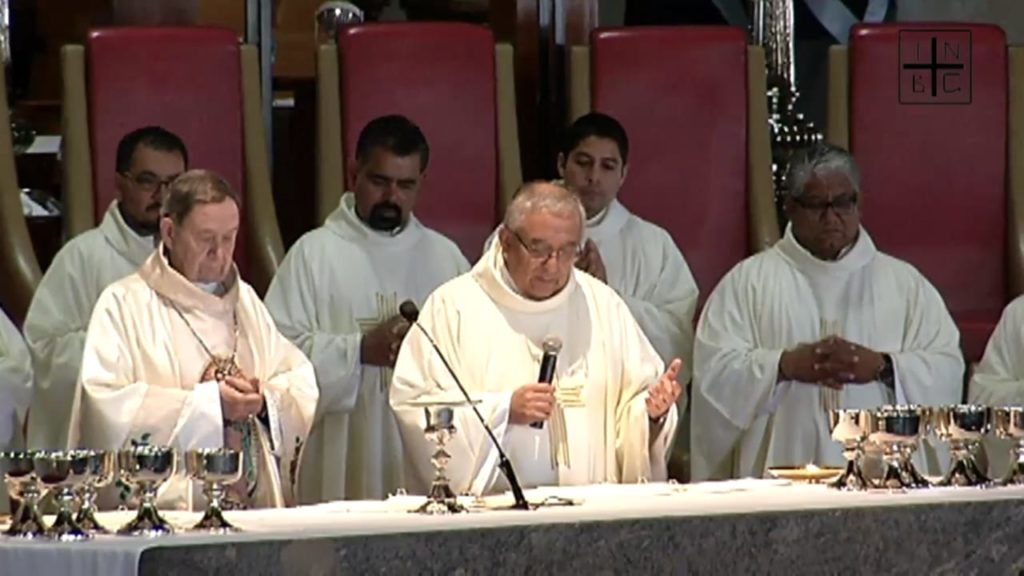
[498,181,584,301]
[503,181,586,237]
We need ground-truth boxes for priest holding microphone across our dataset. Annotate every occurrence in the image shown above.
[390,182,682,496]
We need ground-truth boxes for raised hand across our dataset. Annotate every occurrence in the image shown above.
[647,358,683,419]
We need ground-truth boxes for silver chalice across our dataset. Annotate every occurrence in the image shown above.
[936,405,992,487]
[74,450,116,533]
[186,448,242,533]
[33,450,92,541]
[1,450,45,538]
[865,405,931,490]
[117,445,177,536]
[991,406,1024,485]
[417,404,464,515]
[828,408,871,490]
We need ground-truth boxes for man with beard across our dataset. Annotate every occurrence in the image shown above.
[265,114,469,502]
[24,126,187,451]
[691,143,961,481]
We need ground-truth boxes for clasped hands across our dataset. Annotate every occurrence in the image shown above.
[361,314,411,368]
[508,358,684,425]
[203,364,264,422]
[779,336,885,389]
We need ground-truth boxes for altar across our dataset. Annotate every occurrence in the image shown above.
[3,480,1024,575]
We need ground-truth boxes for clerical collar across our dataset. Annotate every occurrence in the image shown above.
[833,241,856,261]
[367,222,407,237]
[776,224,876,277]
[117,201,158,237]
[140,245,240,316]
[498,258,524,296]
[324,192,421,249]
[193,281,224,295]
[472,240,575,313]
[586,206,610,227]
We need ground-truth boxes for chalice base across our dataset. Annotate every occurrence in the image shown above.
[939,457,991,488]
[48,510,92,542]
[414,479,466,515]
[5,499,47,538]
[878,461,914,491]
[118,502,175,537]
[898,460,931,489]
[191,506,239,533]
[829,459,870,491]
[75,505,111,534]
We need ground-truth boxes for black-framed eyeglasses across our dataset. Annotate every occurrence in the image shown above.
[122,171,178,193]
[793,194,859,217]
[511,229,581,263]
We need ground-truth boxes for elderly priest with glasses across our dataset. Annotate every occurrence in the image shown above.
[72,170,318,510]
[691,143,962,482]
[390,181,682,496]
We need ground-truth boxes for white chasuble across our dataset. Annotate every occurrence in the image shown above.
[24,201,157,450]
[73,248,317,510]
[969,296,1024,478]
[265,192,469,502]
[0,310,32,513]
[691,226,962,481]
[390,240,678,496]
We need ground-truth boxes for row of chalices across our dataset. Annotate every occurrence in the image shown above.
[828,405,1018,490]
[1,446,242,540]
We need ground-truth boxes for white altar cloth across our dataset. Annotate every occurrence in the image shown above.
[3,479,1024,576]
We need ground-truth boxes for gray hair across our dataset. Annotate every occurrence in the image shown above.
[785,143,862,199]
[502,181,586,235]
[161,169,240,224]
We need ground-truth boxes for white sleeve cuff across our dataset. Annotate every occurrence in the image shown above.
[171,380,224,451]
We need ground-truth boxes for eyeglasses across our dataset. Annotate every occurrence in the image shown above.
[793,194,859,217]
[511,229,581,263]
[122,171,178,193]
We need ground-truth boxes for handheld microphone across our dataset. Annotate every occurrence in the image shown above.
[398,300,531,510]
[530,336,562,430]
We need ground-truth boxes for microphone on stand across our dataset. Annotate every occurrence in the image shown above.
[398,300,531,511]
[530,336,562,430]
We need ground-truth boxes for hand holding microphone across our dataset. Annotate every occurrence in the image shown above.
[526,336,561,429]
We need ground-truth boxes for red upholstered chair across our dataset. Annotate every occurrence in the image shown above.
[316,22,522,261]
[567,27,779,305]
[62,27,283,293]
[0,70,42,325]
[828,23,1024,364]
